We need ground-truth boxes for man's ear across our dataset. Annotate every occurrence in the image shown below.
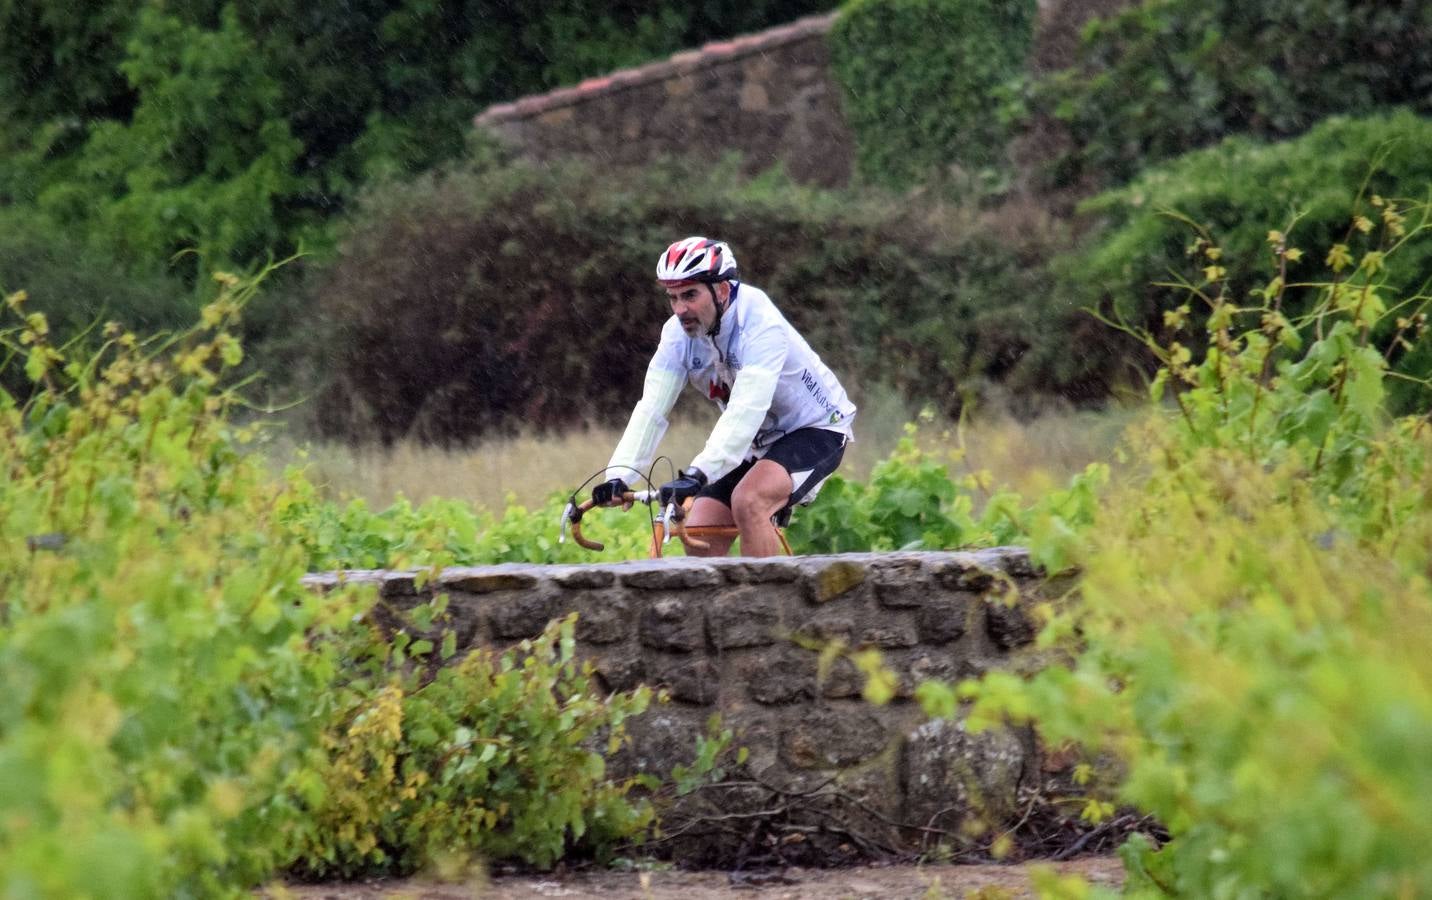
[714,281,731,303]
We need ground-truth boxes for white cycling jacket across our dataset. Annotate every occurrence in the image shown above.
[606,282,856,484]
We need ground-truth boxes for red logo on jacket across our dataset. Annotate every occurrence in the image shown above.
[708,379,731,403]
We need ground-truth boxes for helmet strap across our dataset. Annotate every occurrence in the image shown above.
[706,282,726,337]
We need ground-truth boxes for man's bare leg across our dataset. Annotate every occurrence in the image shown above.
[683,496,737,556]
[730,460,792,557]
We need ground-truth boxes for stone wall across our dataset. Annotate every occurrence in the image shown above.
[471,2,1140,193]
[472,14,854,187]
[305,548,1074,858]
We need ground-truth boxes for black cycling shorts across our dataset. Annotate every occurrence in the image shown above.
[697,427,847,517]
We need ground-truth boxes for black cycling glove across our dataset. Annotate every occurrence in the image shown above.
[659,467,708,507]
[592,477,630,506]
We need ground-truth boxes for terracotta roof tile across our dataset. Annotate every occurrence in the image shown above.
[475,12,837,126]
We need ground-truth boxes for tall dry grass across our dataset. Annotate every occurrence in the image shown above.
[265,401,1136,514]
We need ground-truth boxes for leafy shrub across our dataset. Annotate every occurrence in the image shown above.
[308,156,1059,442]
[829,0,1036,190]
[0,278,659,893]
[278,484,660,572]
[1063,110,1432,410]
[787,420,1105,560]
[950,193,1432,895]
[0,275,352,897]
[1030,0,1432,188]
[285,614,653,876]
[282,416,1110,571]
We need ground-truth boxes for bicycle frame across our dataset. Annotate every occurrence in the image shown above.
[560,490,792,559]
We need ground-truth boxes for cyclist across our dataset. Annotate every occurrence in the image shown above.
[592,236,856,557]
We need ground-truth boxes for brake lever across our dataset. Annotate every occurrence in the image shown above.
[661,502,676,544]
[558,501,575,544]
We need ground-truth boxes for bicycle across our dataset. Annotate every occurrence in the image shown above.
[559,489,793,559]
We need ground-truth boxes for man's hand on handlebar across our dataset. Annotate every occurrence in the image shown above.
[592,477,632,508]
[659,467,707,508]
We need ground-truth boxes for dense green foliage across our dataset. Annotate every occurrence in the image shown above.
[1029,0,1432,188]
[1065,110,1432,410]
[829,0,1036,190]
[0,0,836,280]
[276,417,1108,572]
[279,485,660,571]
[788,421,1105,566]
[308,156,1060,442]
[0,276,346,896]
[8,4,1432,890]
[0,212,196,391]
[287,613,652,877]
[8,0,1432,429]
[0,281,654,896]
[940,196,1432,896]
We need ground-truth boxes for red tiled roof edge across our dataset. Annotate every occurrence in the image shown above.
[475,12,839,126]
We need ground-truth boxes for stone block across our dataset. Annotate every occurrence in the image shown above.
[664,72,697,96]
[433,591,485,651]
[903,651,963,690]
[536,106,574,127]
[933,555,999,592]
[621,561,723,590]
[877,648,967,700]
[708,588,782,649]
[995,548,1040,578]
[917,595,972,644]
[612,707,709,777]
[724,710,781,774]
[650,657,720,706]
[901,718,1026,828]
[781,707,890,769]
[440,568,540,593]
[870,556,932,608]
[571,591,633,645]
[747,649,815,705]
[986,597,1037,649]
[303,571,382,594]
[859,622,919,649]
[589,652,645,695]
[802,559,867,604]
[721,559,801,584]
[378,572,419,597]
[551,568,616,589]
[793,612,854,645]
[817,656,863,699]
[740,54,777,82]
[487,589,561,640]
[739,80,770,111]
[639,596,704,652]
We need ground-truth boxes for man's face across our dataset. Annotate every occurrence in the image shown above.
[664,280,729,336]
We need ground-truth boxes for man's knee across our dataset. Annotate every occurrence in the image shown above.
[731,461,791,524]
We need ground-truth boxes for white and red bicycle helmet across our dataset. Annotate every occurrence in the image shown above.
[656,237,739,285]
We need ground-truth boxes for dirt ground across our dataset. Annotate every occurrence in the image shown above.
[269,855,1123,900]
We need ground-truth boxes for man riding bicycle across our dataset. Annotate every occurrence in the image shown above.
[592,236,856,557]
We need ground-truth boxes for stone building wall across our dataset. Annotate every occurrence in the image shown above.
[471,2,1140,193]
[305,548,1075,856]
[473,14,855,187]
